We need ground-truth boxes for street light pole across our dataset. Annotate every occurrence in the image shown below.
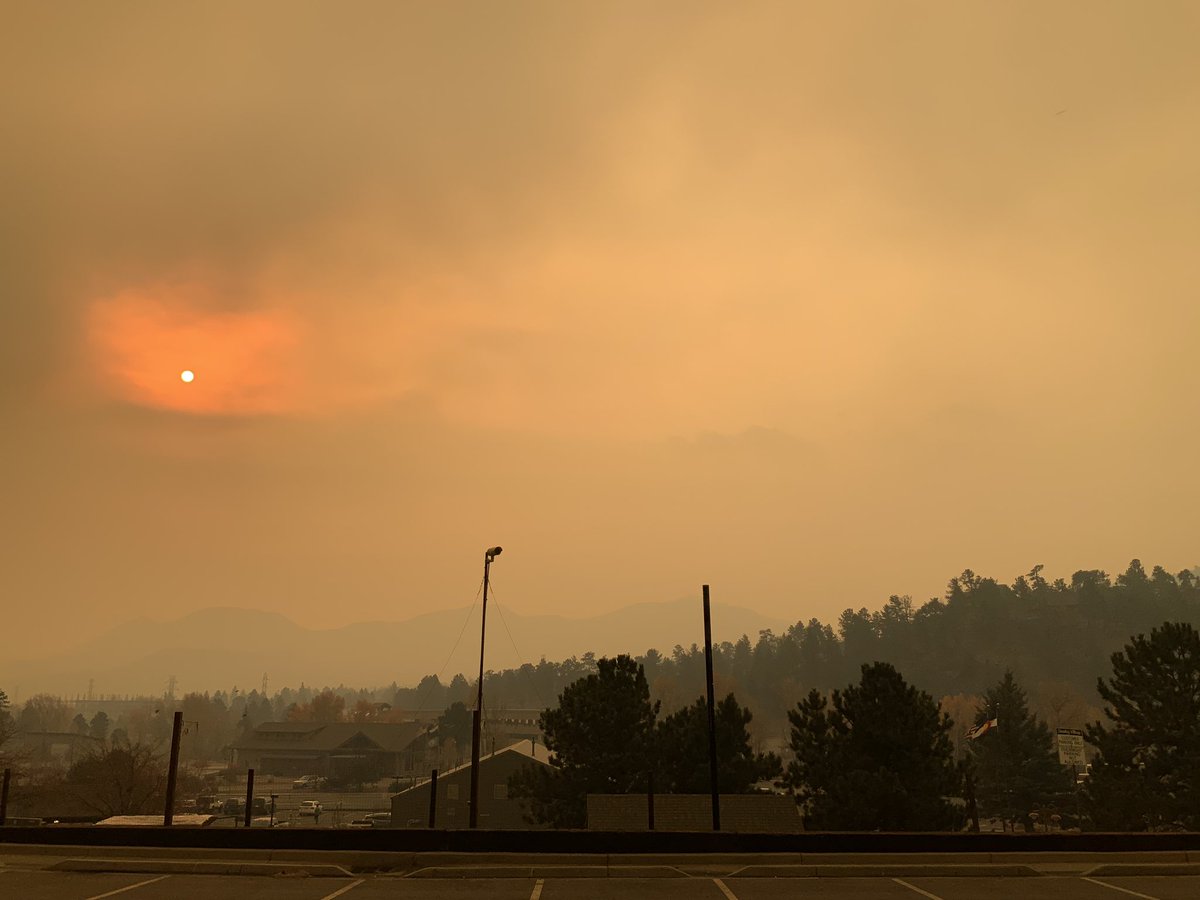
[469,545,502,829]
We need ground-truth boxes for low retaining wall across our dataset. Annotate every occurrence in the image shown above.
[2,827,1200,854]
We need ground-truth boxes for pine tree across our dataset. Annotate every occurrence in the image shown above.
[786,662,962,830]
[1086,622,1200,830]
[0,688,14,749]
[655,693,781,793]
[967,671,1070,830]
[509,655,658,827]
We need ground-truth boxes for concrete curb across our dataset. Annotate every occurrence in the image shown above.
[730,864,1039,878]
[406,864,686,879]
[408,866,606,879]
[1085,863,1200,877]
[50,858,353,878]
[7,845,1200,879]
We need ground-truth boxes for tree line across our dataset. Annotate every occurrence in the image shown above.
[511,620,1200,832]
[3,559,1197,827]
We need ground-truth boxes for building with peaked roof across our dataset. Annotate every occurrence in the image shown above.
[7,731,103,765]
[232,722,429,778]
[390,739,553,829]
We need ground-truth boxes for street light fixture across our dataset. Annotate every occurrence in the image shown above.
[469,545,502,828]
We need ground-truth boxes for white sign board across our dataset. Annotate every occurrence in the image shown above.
[1057,728,1086,768]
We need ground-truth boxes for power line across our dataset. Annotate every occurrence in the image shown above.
[409,575,485,720]
[486,577,553,712]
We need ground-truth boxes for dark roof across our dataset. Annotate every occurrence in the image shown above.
[393,739,553,795]
[234,721,426,753]
[253,722,325,734]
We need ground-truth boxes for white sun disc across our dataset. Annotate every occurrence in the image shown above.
[180,370,195,383]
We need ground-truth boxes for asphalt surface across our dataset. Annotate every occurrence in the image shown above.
[3,871,1200,900]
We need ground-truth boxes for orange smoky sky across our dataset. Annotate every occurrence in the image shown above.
[89,288,302,416]
[1,1,1198,673]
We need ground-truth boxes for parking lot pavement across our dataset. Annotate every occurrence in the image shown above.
[539,878,727,900]
[351,878,538,899]
[718,877,917,899]
[1092,876,1200,900]
[876,876,1200,900]
[0,870,171,900]
[3,872,1200,900]
[0,871,362,900]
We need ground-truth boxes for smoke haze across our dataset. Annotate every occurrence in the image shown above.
[2,2,1197,661]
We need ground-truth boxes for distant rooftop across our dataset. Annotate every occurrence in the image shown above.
[394,739,553,794]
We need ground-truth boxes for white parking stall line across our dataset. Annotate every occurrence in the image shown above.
[1081,877,1162,900]
[530,877,545,900]
[85,875,170,900]
[713,877,740,900]
[893,878,948,900]
[319,880,365,900]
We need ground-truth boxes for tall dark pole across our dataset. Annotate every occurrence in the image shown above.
[469,546,500,829]
[163,711,183,826]
[244,768,255,828]
[703,584,720,831]
[1,768,10,826]
[468,707,482,828]
[646,769,655,831]
[428,768,439,828]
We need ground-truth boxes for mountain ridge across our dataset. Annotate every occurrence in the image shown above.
[4,598,787,697]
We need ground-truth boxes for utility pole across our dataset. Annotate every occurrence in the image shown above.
[244,768,255,828]
[1,768,10,826]
[469,546,502,829]
[428,768,439,828]
[703,584,721,831]
[163,711,183,826]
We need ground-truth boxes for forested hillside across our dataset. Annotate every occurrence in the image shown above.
[466,560,1200,741]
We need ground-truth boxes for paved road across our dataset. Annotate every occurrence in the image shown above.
[2,872,1199,900]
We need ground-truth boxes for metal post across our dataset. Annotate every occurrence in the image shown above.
[270,794,277,828]
[244,768,255,828]
[163,711,183,826]
[703,584,720,831]
[1,768,10,826]
[468,707,482,828]
[647,769,655,831]
[1072,764,1081,829]
[964,767,980,833]
[469,547,499,828]
[428,768,439,828]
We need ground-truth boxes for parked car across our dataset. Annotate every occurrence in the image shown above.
[363,812,391,828]
[292,775,327,790]
[297,800,323,817]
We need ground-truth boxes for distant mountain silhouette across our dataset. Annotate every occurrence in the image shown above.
[4,599,786,697]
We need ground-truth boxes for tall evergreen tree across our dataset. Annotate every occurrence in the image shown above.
[509,655,658,827]
[1086,622,1200,830]
[786,662,962,830]
[655,693,781,793]
[0,688,14,750]
[967,671,1070,829]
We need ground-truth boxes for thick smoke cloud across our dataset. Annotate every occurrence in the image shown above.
[1,2,1197,663]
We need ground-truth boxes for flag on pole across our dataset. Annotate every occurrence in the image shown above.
[966,717,998,740]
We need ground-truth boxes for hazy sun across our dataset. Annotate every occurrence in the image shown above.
[180,370,195,383]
